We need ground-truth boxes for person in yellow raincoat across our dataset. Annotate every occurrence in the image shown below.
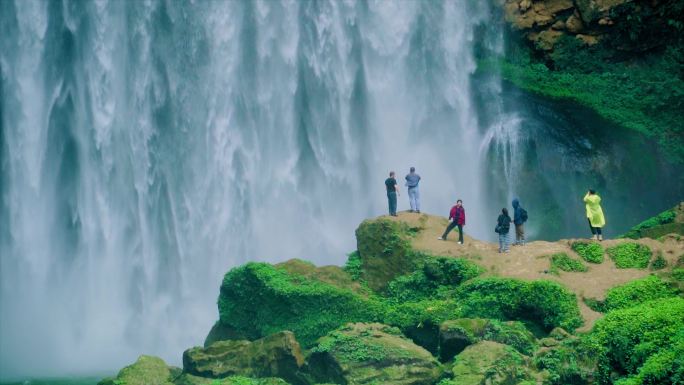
[584,189,606,241]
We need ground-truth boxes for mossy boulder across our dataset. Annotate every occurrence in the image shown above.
[591,297,684,384]
[308,323,442,385]
[183,331,306,385]
[97,355,175,385]
[204,321,243,347]
[174,375,291,385]
[455,277,583,332]
[622,203,684,239]
[441,341,539,385]
[355,218,424,292]
[217,262,384,348]
[533,337,598,385]
[439,318,537,361]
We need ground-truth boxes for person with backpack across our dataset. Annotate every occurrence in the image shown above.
[512,198,528,246]
[495,208,512,253]
[584,189,605,241]
[438,199,465,244]
[385,171,399,216]
[405,167,421,213]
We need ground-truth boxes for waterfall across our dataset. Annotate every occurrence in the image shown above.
[0,0,497,378]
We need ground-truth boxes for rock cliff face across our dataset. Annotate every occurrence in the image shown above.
[501,0,681,52]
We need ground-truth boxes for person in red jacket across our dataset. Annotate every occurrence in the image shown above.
[438,199,465,244]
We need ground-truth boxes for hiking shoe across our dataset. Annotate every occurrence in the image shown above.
[458,241,463,245]
[438,237,445,241]
[416,210,421,213]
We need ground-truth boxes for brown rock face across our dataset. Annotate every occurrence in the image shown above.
[565,13,585,33]
[183,331,306,385]
[576,0,633,24]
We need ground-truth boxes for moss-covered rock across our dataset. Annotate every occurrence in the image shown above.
[97,355,175,385]
[603,275,679,311]
[308,323,442,385]
[385,256,484,302]
[355,218,424,292]
[173,374,291,385]
[217,262,383,348]
[591,297,684,384]
[204,321,243,347]
[183,331,306,385]
[455,277,583,332]
[439,318,537,361]
[622,203,684,239]
[441,341,539,385]
[533,336,598,385]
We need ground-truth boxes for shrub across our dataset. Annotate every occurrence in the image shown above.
[607,243,652,269]
[344,251,363,281]
[550,253,588,274]
[591,297,684,384]
[650,252,668,270]
[386,256,483,302]
[217,263,384,347]
[383,299,461,353]
[455,278,583,332]
[571,242,604,264]
[672,268,684,281]
[603,275,678,311]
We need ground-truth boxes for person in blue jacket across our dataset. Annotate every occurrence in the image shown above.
[512,198,527,246]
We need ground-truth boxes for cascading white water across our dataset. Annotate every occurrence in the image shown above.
[0,0,498,378]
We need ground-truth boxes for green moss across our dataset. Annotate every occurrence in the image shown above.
[355,219,425,292]
[311,326,405,363]
[672,268,684,281]
[386,256,484,302]
[383,299,461,354]
[571,242,604,264]
[484,42,684,163]
[591,297,684,384]
[650,252,668,270]
[455,278,583,332]
[549,253,588,274]
[533,337,599,385]
[217,263,384,347]
[606,243,652,269]
[622,208,678,239]
[97,355,174,385]
[603,275,678,311]
[175,376,291,385]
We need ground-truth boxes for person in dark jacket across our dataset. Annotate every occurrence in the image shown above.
[438,199,465,244]
[496,208,512,253]
[512,198,526,246]
[385,171,399,216]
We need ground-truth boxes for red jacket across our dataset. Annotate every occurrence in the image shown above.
[449,205,465,226]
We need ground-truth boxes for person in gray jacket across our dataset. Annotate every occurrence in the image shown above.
[405,167,421,213]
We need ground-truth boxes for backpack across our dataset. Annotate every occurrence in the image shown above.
[520,208,528,223]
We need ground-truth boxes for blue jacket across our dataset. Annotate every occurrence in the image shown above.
[512,198,524,225]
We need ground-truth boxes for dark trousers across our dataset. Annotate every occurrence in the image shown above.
[442,221,463,242]
[387,191,397,215]
[588,218,602,235]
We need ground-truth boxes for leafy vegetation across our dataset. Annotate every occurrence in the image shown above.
[549,253,588,274]
[385,256,483,302]
[455,278,583,332]
[217,263,384,347]
[343,251,363,281]
[590,297,684,384]
[534,337,599,385]
[672,268,684,281]
[607,242,652,269]
[487,37,684,163]
[650,252,668,270]
[603,275,678,311]
[623,207,677,239]
[571,241,604,264]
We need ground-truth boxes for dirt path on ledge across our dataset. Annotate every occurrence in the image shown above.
[382,211,684,331]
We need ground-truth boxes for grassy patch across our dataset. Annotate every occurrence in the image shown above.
[672,268,684,281]
[606,243,652,269]
[571,242,604,264]
[622,208,677,239]
[650,252,668,270]
[550,253,588,274]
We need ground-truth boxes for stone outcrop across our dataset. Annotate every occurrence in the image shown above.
[500,0,675,52]
[97,355,177,385]
[308,323,442,385]
[183,331,306,385]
